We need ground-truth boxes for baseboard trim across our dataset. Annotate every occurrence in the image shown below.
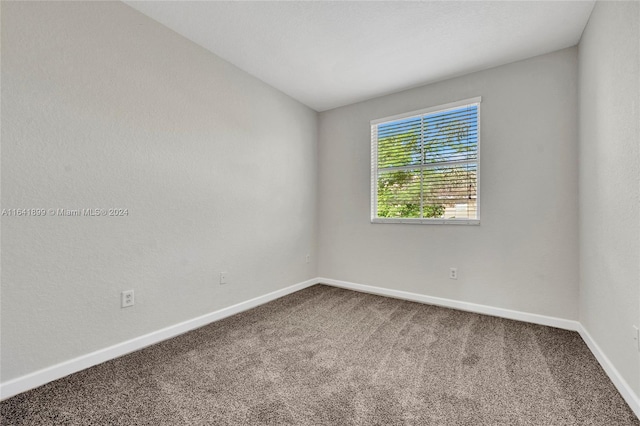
[0,278,318,401]
[578,325,640,419]
[318,277,580,331]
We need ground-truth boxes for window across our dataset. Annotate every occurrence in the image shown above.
[371,97,481,224]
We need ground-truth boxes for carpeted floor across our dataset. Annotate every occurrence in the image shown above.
[1,284,638,425]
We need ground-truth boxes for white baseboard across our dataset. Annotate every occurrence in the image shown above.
[0,278,317,401]
[578,325,640,419]
[318,277,580,331]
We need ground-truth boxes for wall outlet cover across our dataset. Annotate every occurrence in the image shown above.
[121,290,134,308]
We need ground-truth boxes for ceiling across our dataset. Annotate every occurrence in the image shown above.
[124,1,596,112]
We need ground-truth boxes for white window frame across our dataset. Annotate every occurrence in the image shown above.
[370,97,481,225]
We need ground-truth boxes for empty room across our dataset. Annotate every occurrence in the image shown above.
[1,0,639,424]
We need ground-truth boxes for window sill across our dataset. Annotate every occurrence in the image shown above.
[371,218,480,225]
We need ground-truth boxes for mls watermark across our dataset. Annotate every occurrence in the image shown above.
[1,208,129,217]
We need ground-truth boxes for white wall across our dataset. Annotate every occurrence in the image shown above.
[318,48,579,320]
[1,1,317,382]
[578,1,640,395]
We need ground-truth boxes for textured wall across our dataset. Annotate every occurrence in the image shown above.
[1,1,318,381]
[578,1,640,395]
[318,48,579,319]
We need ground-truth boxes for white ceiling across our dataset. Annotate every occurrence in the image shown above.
[124,1,595,112]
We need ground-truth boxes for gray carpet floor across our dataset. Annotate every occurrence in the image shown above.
[1,284,638,425]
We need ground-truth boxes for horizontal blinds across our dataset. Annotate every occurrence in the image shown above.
[377,116,422,168]
[373,101,479,220]
[377,169,422,218]
[422,165,477,204]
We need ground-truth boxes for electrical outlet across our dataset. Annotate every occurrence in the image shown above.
[633,325,639,352]
[219,271,228,285]
[306,254,310,264]
[449,267,458,280]
[121,290,134,308]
